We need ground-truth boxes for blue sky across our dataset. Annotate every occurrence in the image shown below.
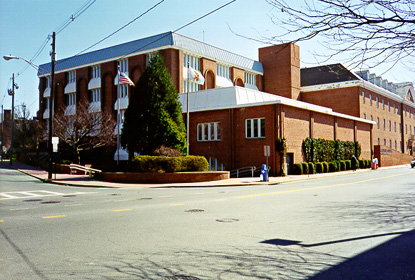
[1,0,413,118]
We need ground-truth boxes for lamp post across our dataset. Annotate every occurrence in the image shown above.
[3,32,56,178]
[7,73,18,166]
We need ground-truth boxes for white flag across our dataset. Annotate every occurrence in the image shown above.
[189,67,205,85]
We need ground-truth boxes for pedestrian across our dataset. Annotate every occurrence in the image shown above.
[351,155,358,171]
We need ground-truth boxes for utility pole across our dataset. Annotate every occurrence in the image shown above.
[48,32,56,180]
[1,105,3,162]
[8,74,16,166]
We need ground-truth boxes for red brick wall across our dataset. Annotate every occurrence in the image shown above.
[337,118,355,142]
[259,43,301,100]
[374,145,413,167]
[283,106,310,163]
[313,112,334,140]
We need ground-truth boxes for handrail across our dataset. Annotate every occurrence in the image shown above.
[69,164,102,175]
[230,166,258,178]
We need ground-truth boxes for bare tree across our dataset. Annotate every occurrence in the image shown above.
[54,101,116,164]
[263,0,415,70]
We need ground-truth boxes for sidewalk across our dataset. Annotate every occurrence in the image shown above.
[0,160,405,189]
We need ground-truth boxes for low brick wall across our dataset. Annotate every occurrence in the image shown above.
[95,171,230,184]
[374,145,413,167]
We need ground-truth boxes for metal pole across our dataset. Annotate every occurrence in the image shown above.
[116,65,120,165]
[1,105,3,162]
[48,32,56,180]
[187,62,190,155]
[10,74,15,166]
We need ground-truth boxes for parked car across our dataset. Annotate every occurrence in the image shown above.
[411,158,415,168]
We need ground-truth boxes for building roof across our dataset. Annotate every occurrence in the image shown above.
[300,63,361,87]
[38,31,263,76]
[179,86,375,124]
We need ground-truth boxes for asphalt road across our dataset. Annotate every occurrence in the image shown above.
[1,165,415,279]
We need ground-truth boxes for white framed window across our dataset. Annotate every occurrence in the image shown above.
[244,72,256,86]
[377,117,380,129]
[197,122,221,141]
[46,76,51,88]
[363,113,366,119]
[376,97,379,108]
[183,53,201,93]
[217,64,230,79]
[119,59,128,73]
[208,157,224,171]
[91,89,101,102]
[67,93,76,106]
[362,92,365,104]
[92,65,101,79]
[369,94,372,106]
[68,71,76,83]
[246,118,265,139]
[119,84,128,99]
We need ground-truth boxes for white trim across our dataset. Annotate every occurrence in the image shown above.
[43,87,51,98]
[88,78,101,90]
[64,82,76,94]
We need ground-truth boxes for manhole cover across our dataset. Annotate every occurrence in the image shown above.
[162,276,201,280]
[185,209,204,213]
[41,201,61,204]
[138,198,152,200]
[216,218,239,223]
[23,199,43,202]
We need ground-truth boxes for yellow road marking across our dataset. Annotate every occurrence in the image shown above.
[42,215,66,219]
[170,203,185,206]
[214,199,226,201]
[112,209,132,212]
[236,172,412,199]
[0,220,4,222]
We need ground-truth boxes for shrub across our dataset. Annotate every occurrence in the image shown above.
[340,160,346,171]
[308,162,315,174]
[328,162,337,172]
[316,162,323,173]
[293,163,303,175]
[345,160,351,170]
[131,155,208,173]
[322,162,329,173]
[301,162,309,175]
[153,145,182,157]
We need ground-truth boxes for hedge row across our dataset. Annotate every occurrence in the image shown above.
[130,155,209,173]
[293,159,371,175]
[303,137,361,163]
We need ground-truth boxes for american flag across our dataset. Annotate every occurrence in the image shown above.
[119,72,135,87]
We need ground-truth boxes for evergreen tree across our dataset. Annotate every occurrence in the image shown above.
[121,53,186,156]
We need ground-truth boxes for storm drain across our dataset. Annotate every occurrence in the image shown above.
[216,218,239,223]
[162,276,201,280]
[41,201,61,204]
[23,199,43,202]
[185,209,204,213]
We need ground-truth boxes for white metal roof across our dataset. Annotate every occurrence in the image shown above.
[179,86,375,124]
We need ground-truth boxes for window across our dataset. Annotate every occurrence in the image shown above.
[119,84,128,98]
[384,139,386,145]
[244,72,256,86]
[370,115,373,122]
[246,118,265,139]
[394,104,396,114]
[68,71,76,83]
[390,140,392,148]
[388,101,390,112]
[208,157,224,171]
[376,97,379,108]
[394,122,396,132]
[91,89,101,102]
[67,93,76,106]
[362,92,365,104]
[395,141,397,150]
[369,94,372,106]
[389,120,391,131]
[406,124,408,134]
[377,117,380,129]
[216,64,230,79]
[378,138,380,145]
[46,76,51,88]
[183,53,201,93]
[118,59,128,73]
[383,119,386,130]
[363,113,366,119]
[92,65,101,79]
[197,122,221,141]
[382,99,385,110]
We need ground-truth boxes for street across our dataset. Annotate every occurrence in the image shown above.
[1,165,415,279]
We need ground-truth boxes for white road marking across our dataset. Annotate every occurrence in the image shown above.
[0,190,94,200]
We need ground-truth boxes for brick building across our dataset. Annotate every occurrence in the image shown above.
[37,31,413,174]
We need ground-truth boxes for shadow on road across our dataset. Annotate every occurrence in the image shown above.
[308,229,415,280]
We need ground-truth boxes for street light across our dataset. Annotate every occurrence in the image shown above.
[3,32,56,179]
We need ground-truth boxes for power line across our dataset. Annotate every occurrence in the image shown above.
[56,0,165,67]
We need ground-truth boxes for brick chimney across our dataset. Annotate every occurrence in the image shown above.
[259,43,301,100]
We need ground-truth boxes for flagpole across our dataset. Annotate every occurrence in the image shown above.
[186,62,190,155]
[117,65,120,165]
